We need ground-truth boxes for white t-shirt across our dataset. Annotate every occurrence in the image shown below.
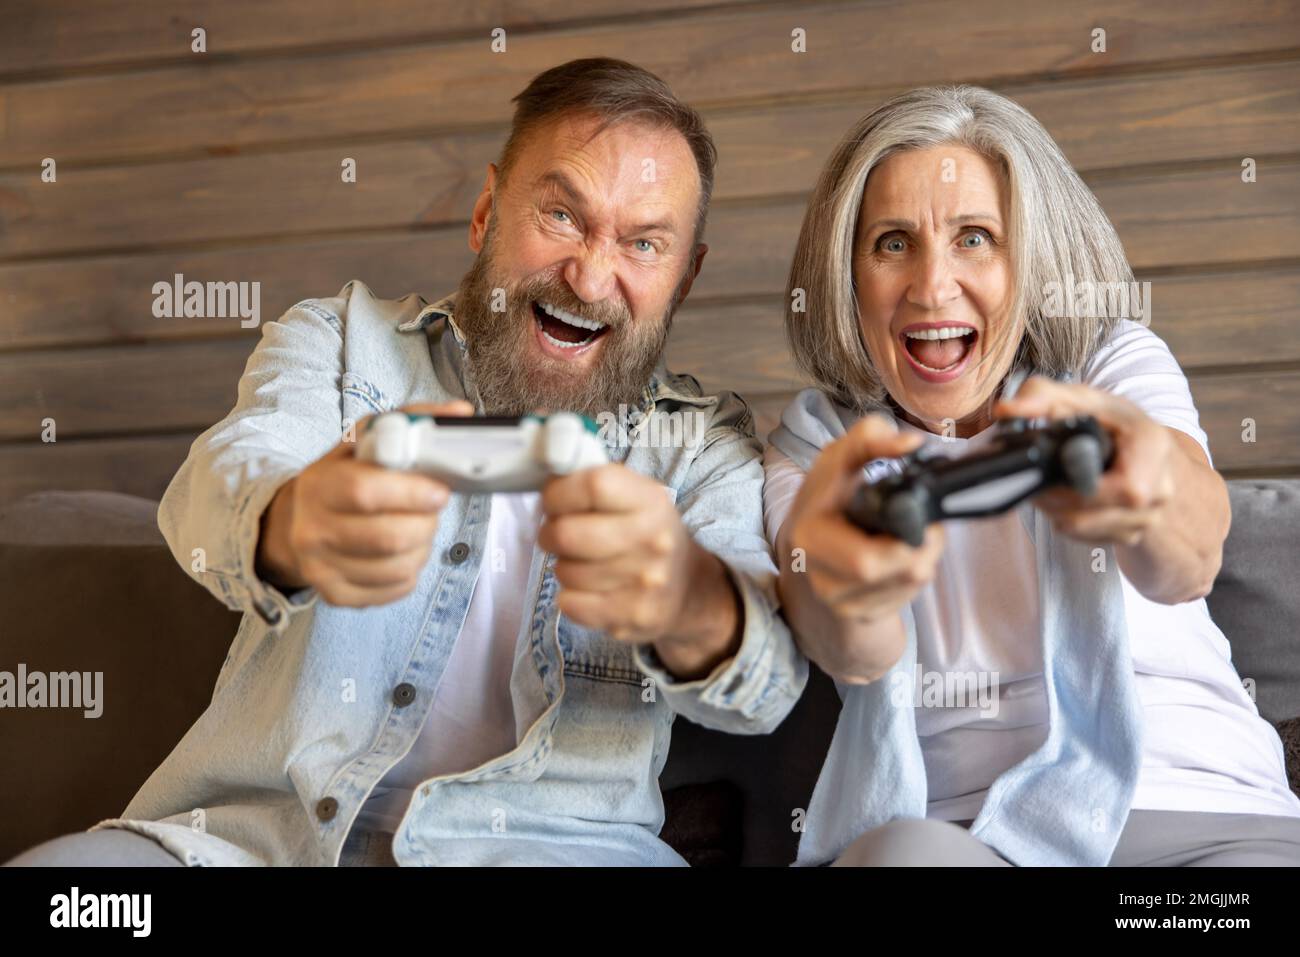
[355,491,542,833]
[763,320,1300,822]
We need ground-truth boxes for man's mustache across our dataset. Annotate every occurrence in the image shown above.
[509,279,631,330]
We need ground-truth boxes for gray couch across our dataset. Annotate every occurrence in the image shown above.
[2,482,1297,866]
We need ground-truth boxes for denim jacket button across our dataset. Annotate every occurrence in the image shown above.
[315,797,339,822]
[392,682,417,707]
[447,542,471,564]
[253,596,283,626]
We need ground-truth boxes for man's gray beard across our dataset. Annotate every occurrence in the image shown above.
[452,246,679,418]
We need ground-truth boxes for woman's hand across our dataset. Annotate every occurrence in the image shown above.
[776,415,945,683]
[994,376,1175,547]
[994,375,1229,603]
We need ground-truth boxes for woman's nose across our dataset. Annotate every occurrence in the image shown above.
[907,246,961,310]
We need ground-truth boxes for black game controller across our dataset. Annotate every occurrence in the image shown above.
[845,415,1115,546]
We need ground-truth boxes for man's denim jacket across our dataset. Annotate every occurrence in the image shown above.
[91,280,807,866]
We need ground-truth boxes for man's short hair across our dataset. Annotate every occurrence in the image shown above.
[497,57,718,247]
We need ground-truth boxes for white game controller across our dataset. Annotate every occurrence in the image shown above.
[357,411,609,493]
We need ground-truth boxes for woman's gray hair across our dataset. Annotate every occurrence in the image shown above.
[786,84,1130,413]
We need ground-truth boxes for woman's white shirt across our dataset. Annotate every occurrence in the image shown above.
[762,320,1300,821]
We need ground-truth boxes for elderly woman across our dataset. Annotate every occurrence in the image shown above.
[766,86,1300,867]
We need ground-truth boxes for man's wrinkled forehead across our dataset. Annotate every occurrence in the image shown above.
[513,113,701,235]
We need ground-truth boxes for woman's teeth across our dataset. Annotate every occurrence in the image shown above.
[915,359,961,372]
[905,326,974,341]
[903,326,976,372]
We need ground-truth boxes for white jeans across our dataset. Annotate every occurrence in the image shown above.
[832,811,1300,866]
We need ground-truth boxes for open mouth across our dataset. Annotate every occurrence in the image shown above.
[531,300,611,351]
[901,325,978,375]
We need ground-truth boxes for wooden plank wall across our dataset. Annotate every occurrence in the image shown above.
[2,0,1299,505]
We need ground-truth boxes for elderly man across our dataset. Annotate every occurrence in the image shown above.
[8,57,805,867]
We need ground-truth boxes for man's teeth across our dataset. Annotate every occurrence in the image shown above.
[904,326,974,341]
[539,327,592,349]
[539,301,607,332]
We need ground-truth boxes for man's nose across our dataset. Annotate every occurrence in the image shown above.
[562,244,618,303]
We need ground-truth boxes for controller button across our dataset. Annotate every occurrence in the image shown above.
[392,683,417,707]
[447,542,471,564]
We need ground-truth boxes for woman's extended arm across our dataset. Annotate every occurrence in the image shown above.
[774,416,945,683]
[1111,429,1229,604]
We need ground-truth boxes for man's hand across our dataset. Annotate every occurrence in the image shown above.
[537,463,742,680]
[256,400,474,607]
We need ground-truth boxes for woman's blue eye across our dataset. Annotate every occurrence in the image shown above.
[961,230,987,248]
[881,236,906,253]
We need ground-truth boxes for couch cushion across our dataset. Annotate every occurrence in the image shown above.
[659,664,841,866]
[1279,718,1300,801]
[658,781,743,867]
[0,492,240,863]
[0,490,163,546]
[1206,481,1300,724]
[3,481,1297,867]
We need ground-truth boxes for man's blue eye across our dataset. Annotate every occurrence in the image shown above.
[551,210,570,223]
[634,239,653,253]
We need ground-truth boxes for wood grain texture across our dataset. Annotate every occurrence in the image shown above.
[3,369,1295,508]
[669,265,1300,390]
[7,59,1300,260]
[706,58,1300,199]
[0,339,250,442]
[740,371,1300,475]
[2,0,1299,501]
[1191,371,1300,472]
[4,321,1296,464]
[0,199,809,350]
[0,0,759,76]
[5,0,1299,167]
[1142,267,1300,371]
[4,162,1300,349]
[0,435,199,506]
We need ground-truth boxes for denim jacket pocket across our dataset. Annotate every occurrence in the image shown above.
[341,371,393,426]
[557,482,678,686]
[558,615,644,685]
